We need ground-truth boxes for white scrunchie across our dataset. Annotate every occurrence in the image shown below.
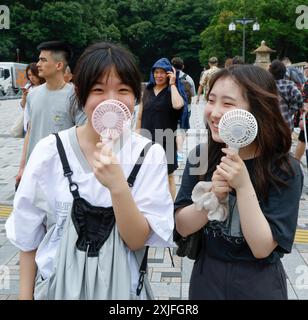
[191,181,229,222]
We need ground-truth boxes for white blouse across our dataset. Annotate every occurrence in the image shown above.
[6,127,174,291]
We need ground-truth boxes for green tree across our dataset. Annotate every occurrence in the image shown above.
[199,0,308,66]
[0,0,120,62]
[1,0,306,82]
[1,0,214,80]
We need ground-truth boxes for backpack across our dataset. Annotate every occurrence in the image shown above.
[179,73,193,104]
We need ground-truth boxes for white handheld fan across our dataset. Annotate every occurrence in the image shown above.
[92,99,132,144]
[218,109,258,152]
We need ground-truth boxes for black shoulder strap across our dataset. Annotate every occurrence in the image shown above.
[132,142,156,296]
[136,245,174,296]
[127,142,153,187]
[136,246,149,296]
[54,133,80,199]
[55,133,154,296]
[55,133,153,196]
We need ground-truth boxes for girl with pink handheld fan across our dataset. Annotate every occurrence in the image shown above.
[174,65,303,300]
[6,42,174,300]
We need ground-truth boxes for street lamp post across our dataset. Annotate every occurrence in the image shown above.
[228,18,260,62]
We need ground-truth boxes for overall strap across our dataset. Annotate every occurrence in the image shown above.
[127,142,153,187]
[136,246,149,296]
[54,133,80,199]
[130,142,153,296]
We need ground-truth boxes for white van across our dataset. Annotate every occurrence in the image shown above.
[0,62,28,97]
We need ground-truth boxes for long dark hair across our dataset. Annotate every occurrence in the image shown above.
[72,42,142,110]
[206,65,293,202]
[26,63,45,85]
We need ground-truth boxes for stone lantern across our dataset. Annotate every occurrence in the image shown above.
[252,40,276,70]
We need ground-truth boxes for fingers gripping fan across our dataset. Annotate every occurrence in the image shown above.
[92,99,132,143]
[218,109,258,152]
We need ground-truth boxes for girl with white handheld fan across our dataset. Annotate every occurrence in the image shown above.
[6,42,174,300]
[175,65,303,299]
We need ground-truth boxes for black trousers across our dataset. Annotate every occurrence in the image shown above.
[189,253,288,300]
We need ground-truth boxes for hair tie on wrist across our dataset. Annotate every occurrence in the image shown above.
[191,181,229,222]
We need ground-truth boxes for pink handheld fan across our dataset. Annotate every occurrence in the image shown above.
[92,99,132,145]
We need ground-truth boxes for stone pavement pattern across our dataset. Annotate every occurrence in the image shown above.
[0,98,308,300]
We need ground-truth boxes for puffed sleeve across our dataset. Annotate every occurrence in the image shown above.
[262,157,303,253]
[131,143,174,247]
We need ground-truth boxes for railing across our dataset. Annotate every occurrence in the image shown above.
[291,62,307,74]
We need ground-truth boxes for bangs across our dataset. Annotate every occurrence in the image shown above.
[73,42,142,110]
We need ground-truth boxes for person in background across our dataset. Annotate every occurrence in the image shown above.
[20,63,45,134]
[64,65,73,83]
[15,41,87,187]
[199,66,206,83]
[136,57,185,200]
[232,56,245,65]
[268,59,303,132]
[196,57,219,104]
[304,63,308,81]
[281,57,305,91]
[175,65,302,300]
[224,58,233,69]
[171,56,196,162]
[294,63,308,161]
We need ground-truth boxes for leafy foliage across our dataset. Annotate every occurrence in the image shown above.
[0,0,307,81]
[199,0,308,65]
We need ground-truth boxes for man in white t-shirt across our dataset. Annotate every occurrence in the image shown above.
[16,41,86,186]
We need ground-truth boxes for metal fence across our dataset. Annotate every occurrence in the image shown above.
[291,61,307,74]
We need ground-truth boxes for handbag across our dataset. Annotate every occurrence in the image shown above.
[10,112,24,138]
[173,228,203,260]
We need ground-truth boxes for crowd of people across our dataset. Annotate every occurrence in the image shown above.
[4,39,308,300]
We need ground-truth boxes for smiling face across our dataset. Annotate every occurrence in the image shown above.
[153,68,168,86]
[205,76,250,143]
[83,67,135,131]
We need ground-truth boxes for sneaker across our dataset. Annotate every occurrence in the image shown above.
[177,152,184,162]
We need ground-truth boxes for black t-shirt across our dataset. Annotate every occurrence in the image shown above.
[174,144,303,264]
[141,86,182,133]
[141,86,182,174]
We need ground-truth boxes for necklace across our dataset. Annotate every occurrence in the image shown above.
[47,81,67,91]
[57,81,66,90]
